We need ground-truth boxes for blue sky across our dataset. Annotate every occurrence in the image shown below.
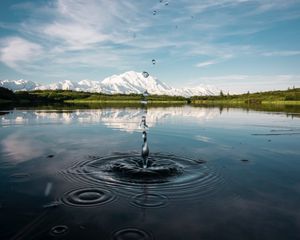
[0,0,300,93]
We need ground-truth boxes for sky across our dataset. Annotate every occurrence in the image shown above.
[0,0,300,93]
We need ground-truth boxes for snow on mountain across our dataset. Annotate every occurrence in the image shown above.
[0,79,39,91]
[0,71,219,97]
[101,71,173,95]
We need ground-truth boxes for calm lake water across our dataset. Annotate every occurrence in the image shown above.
[1,105,300,240]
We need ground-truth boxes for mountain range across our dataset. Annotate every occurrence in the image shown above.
[0,71,218,97]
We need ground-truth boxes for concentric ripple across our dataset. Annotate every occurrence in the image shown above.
[61,188,116,207]
[49,225,69,236]
[62,152,225,201]
[131,193,168,208]
[112,228,153,240]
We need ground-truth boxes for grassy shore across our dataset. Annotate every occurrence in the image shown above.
[0,99,13,103]
[1,87,300,106]
[191,100,300,105]
[65,99,188,104]
[261,100,300,105]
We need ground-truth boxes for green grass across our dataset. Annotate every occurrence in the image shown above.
[66,99,187,103]
[192,100,300,105]
[261,100,300,105]
[191,88,300,104]
[1,87,300,106]
[0,99,13,103]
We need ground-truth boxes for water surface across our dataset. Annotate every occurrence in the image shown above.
[0,106,300,240]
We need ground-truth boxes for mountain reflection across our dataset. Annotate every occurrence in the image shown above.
[0,107,219,132]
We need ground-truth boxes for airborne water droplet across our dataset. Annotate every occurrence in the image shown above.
[142,71,149,78]
[152,59,156,65]
[143,90,149,97]
[153,10,157,15]
[165,1,169,6]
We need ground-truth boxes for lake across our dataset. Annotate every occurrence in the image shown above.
[1,105,300,240]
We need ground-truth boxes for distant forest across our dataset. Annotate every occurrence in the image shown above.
[1,86,300,105]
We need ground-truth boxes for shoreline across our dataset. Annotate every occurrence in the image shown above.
[1,98,300,105]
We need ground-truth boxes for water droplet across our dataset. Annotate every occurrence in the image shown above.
[142,71,149,78]
[142,131,147,140]
[142,142,149,168]
[143,90,149,97]
[47,155,54,158]
[49,225,69,236]
[140,116,148,128]
[165,1,169,6]
[152,59,156,65]
[112,228,153,240]
[153,10,157,15]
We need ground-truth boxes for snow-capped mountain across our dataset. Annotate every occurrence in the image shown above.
[0,79,39,91]
[100,71,173,95]
[0,71,219,97]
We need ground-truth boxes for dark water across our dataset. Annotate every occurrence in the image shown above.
[0,106,300,240]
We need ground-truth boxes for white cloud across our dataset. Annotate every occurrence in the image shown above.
[262,51,300,57]
[37,0,147,50]
[0,0,299,85]
[195,60,218,68]
[0,37,42,69]
[43,23,109,49]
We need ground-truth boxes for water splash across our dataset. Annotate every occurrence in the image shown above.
[142,131,149,168]
[140,92,149,168]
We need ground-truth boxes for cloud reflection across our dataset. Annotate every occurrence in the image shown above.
[1,132,47,163]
